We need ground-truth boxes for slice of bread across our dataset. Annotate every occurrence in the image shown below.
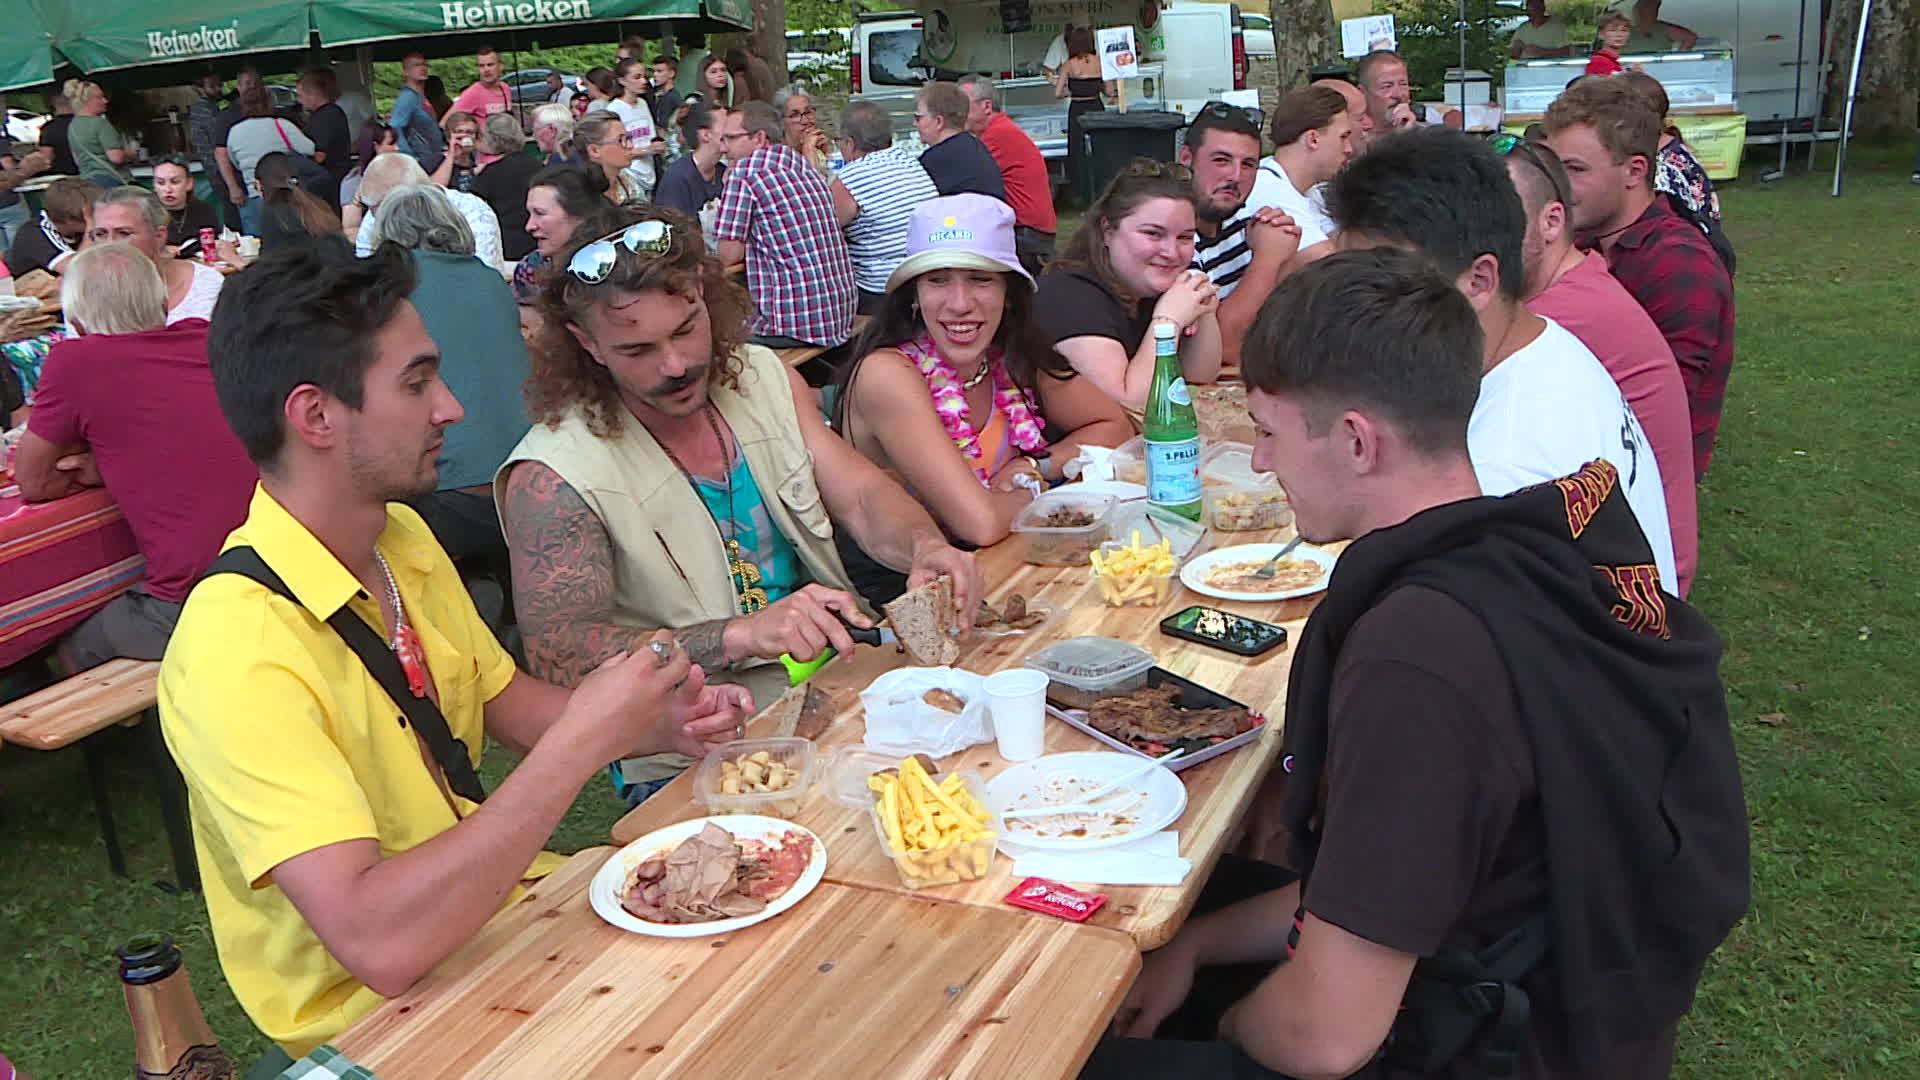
[884,576,960,666]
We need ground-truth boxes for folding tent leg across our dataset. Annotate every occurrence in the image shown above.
[141,713,200,894]
[83,737,128,878]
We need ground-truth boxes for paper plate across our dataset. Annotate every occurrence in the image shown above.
[986,752,1187,852]
[1179,542,1337,602]
[589,815,826,938]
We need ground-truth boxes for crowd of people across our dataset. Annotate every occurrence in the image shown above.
[0,36,1750,1080]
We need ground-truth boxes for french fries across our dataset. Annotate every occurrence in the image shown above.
[1089,531,1176,607]
[867,756,997,888]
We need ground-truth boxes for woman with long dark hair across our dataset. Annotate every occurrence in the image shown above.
[1034,160,1220,411]
[1053,27,1111,203]
[836,194,1131,555]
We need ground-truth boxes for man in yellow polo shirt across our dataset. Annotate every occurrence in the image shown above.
[160,238,750,1065]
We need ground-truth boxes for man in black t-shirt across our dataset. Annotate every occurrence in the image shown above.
[914,82,1007,201]
[297,67,354,188]
[37,91,79,177]
[1080,249,1747,1080]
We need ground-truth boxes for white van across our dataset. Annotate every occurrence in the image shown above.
[851,2,1246,167]
[1602,0,1824,128]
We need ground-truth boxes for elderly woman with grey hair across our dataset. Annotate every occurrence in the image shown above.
[529,102,575,165]
[471,112,541,261]
[370,183,532,569]
[773,83,833,174]
[830,99,939,313]
[349,152,505,271]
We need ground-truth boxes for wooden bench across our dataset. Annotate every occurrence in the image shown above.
[0,658,198,891]
[774,315,874,371]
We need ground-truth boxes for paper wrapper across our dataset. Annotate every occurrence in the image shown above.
[860,667,992,758]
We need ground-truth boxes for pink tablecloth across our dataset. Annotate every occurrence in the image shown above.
[0,481,144,668]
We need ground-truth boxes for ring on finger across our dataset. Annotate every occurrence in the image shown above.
[647,639,674,666]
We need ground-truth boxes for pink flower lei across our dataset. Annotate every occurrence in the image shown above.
[898,333,1050,486]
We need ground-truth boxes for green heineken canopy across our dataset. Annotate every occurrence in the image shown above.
[0,6,57,93]
[1,0,749,91]
[38,0,313,75]
[310,0,748,49]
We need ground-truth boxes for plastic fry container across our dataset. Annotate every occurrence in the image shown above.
[1091,539,1175,607]
[1012,491,1117,566]
[692,737,818,818]
[1112,503,1210,567]
[823,746,902,808]
[1108,436,1147,485]
[1024,636,1156,710]
[1201,443,1292,532]
[868,771,1000,889]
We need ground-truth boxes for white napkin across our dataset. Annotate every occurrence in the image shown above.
[1004,831,1192,887]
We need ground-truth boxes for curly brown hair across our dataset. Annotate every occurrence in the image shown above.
[527,203,753,437]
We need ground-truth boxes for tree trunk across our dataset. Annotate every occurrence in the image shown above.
[710,0,790,90]
[1824,0,1919,140]
[1269,0,1341,94]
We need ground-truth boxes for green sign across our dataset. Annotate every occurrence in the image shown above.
[313,0,746,46]
[42,0,311,74]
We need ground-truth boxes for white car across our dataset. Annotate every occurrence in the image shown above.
[1241,12,1275,58]
[6,108,47,146]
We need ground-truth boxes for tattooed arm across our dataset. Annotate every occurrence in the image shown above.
[499,461,734,683]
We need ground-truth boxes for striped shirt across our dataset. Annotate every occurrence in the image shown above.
[837,146,940,294]
[1191,207,1254,298]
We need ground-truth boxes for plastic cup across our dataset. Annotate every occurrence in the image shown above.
[986,668,1049,762]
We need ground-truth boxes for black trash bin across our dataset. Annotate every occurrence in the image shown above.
[1076,109,1188,207]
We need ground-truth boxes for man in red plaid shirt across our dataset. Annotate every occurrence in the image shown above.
[714,102,856,349]
[1544,79,1735,479]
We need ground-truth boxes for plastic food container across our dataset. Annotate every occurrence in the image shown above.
[1024,636,1157,710]
[1201,443,1292,532]
[1091,538,1176,608]
[1109,436,1147,486]
[868,770,999,889]
[692,737,818,818]
[823,746,904,808]
[1112,502,1210,567]
[1012,492,1117,566]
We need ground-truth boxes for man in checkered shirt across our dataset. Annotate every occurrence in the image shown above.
[714,102,857,349]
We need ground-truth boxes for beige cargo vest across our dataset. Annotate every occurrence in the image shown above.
[498,345,863,782]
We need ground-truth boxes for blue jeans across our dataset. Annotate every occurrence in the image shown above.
[0,200,27,252]
[238,196,262,236]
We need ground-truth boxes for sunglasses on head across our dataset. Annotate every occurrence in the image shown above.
[567,220,674,284]
[1193,100,1264,130]
[1489,132,1571,212]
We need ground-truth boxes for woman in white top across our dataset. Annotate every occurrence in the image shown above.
[572,113,647,206]
[225,83,315,237]
[607,59,664,195]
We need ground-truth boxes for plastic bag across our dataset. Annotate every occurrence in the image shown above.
[859,667,992,758]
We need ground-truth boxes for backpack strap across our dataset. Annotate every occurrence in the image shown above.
[1385,912,1552,1076]
[201,547,488,804]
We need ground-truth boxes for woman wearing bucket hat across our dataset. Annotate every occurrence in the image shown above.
[834,194,1133,555]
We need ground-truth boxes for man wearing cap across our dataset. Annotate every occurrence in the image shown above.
[497,205,982,805]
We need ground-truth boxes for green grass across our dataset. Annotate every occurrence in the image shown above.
[3,145,1918,1077]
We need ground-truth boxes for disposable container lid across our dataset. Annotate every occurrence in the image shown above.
[1023,636,1156,693]
[1202,443,1285,492]
[1013,491,1117,534]
[824,746,904,808]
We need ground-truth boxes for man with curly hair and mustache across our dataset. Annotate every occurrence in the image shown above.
[497,206,982,804]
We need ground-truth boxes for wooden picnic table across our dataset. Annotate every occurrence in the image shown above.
[614,522,1322,950]
[0,479,144,668]
[329,846,1140,1079]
